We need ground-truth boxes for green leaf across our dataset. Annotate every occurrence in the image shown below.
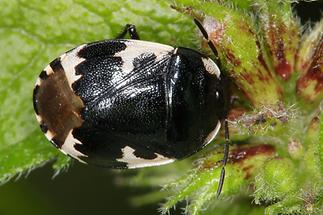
[0,0,195,184]
[172,0,283,106]
[1,1,322,215]
[159,1,322,215]
[320,104,323,174]
[296,19,323,104]
[202,197,265,215]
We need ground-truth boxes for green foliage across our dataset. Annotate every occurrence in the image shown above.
[159,0,322,214]
[320,106,323,174]
[0,0,322,215]
[173,0,282,106]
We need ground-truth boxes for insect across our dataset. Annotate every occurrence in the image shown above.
[33,21,230,196]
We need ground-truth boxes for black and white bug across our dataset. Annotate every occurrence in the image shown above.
[33,22,230,196]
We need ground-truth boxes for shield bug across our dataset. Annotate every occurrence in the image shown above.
[33,22,230,196]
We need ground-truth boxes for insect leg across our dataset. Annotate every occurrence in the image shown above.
[116,24,140,40]
[193,19,219,60]
[194,18,229,197]
[216,119,230,198]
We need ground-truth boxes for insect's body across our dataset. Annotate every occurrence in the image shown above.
[33,39,226,168]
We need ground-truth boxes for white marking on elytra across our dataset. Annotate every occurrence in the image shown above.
[202,57,221,79]
[60,45,86,88]
[44,65,54,76]
[35,114,42,123]
[35,65,55,86]
[117,146,175,169]
[35,78,41,87]
[60,130,87,163]
[44,129,55,141]
[204,120,221,145]
[114,40,174,75]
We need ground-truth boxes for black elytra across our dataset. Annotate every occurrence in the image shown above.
[33,23,230,196]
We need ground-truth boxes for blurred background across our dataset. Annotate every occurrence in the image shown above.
[0,163,158,215]
[0,1,321,215]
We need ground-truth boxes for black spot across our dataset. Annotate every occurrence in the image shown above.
[49,58,64,73]
[39,70,49,80]
[133,148,158,160]
[132,53,157,69]
[71,125,166,168]
[77,40,127,59]
[51,137,63,148]
[33,85,40,115]
[40,122,48,133]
